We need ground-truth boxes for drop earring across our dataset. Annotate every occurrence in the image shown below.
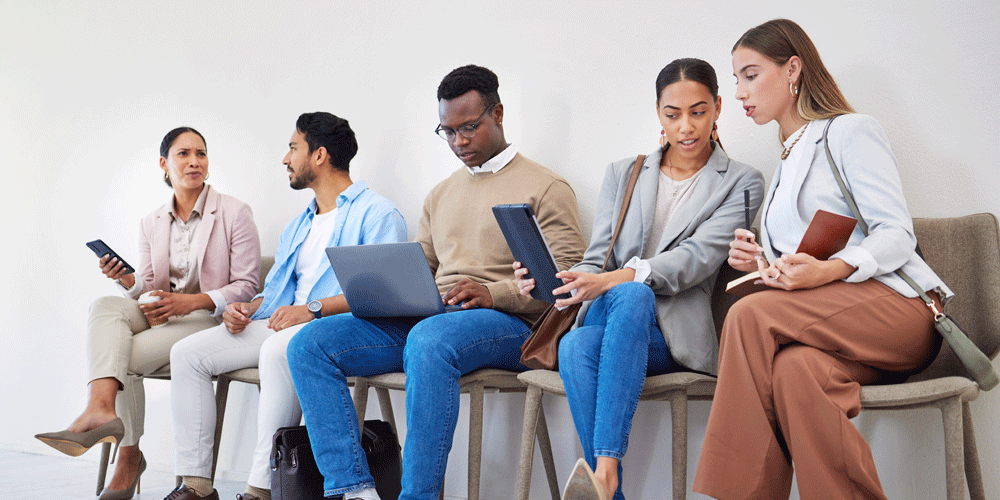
[711,122,719,142]
[659,129,668,148]
[789,82,799,96]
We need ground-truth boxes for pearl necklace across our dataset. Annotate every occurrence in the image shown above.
[781,124,808,160]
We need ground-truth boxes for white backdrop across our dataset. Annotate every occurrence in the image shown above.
[2,1,998,498]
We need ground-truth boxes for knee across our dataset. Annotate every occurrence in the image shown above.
[168,332,202,373]
[609,281,653,301]
[403,325,454,369]
[285,321,325,372]
[259,330,292,372]
[772,346,822,397]
[557,327,600,378]
[89,295,131,318]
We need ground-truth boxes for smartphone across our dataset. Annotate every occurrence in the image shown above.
[86,239,135,275]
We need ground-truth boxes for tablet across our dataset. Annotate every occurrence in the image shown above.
[492,204,570,304]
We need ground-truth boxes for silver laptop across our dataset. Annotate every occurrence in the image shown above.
[325,242,463,318]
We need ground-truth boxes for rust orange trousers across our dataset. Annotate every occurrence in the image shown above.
[694,280,940,500]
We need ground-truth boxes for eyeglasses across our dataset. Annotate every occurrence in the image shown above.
[434,103,496,141]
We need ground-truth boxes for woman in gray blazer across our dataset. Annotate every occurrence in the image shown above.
[516,59,764,500]
[693,20,952,500]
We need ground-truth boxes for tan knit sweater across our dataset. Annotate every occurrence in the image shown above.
[416,152,585,323]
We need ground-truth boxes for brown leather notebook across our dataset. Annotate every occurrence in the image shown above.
[726,209,857,296]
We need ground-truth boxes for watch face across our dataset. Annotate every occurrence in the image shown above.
[308,300,321,312]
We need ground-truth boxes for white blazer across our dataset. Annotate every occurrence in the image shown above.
[759,113,953,300]
[572,145,765,374]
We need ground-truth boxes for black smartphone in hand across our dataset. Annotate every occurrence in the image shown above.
[86,239,135,275]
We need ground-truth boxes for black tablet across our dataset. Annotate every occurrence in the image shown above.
[492,204,570,304]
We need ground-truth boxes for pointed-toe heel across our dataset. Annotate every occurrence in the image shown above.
[97,451,145,500]
[34,417,125,459]
[562,457,607,500]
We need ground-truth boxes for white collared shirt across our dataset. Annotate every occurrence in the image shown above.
[766,122,813,256]
[465,143,517,175]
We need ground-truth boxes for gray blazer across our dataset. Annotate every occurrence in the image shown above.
[572,145,765,374]
[759,114,953,301]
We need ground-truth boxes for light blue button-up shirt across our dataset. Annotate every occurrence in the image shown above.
[251,181,407,320]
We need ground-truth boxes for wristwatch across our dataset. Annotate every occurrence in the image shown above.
[307,300,322,319]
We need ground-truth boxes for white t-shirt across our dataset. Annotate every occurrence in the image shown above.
[293,207,339,305]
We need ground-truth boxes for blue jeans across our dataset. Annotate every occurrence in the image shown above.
[558,282,679,500]
[286,309,531,499]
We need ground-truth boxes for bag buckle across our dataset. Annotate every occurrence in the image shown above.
[926,300,945,321]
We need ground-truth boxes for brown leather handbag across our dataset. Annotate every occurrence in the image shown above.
[520,155,646,370]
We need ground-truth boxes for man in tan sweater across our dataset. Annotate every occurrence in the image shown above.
[287,65,584,500]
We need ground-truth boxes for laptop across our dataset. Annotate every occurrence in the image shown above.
[325,241,464,318]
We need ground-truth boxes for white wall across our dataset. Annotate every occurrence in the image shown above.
[2,1,998,498]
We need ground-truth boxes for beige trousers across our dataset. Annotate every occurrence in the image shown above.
[87,295,220,446]
[693,280,940,500]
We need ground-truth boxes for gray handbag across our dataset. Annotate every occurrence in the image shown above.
[821,117,998,390]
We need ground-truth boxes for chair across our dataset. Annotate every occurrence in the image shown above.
[855,213,1000,500]
[513,260,739,500]
[515,213,1000,500]
[353,368,562,500]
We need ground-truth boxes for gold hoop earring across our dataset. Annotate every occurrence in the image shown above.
[204,172,210,181]
[659,129,668,148]
[164,172,169,181]
[790,83,799,96]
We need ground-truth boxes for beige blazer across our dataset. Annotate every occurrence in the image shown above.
[572,145,765,374]
[137,184,261,306]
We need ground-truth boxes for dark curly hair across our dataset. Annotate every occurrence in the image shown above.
[437,64,501,109]
[160,126,206,187]
[295,112,358,173]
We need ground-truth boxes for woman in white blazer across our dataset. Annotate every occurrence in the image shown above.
[36,127,261,500]
[693,20,952,500]
[516,59,765,500]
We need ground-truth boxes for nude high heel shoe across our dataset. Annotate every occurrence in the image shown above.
[98,451,146,500]
[562,458,608,500]
[34,417,125,462]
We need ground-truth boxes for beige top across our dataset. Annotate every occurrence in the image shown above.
[416,152,585,323]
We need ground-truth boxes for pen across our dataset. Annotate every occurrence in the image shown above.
[744,189,751,231]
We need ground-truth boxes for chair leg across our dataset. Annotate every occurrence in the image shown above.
[535,405,560,500]
[667,389,688,500]
[376,387,397,435]
[467,383,485,500]
[352,378,370,432]
[515,385,543,500]
[939,396,966,500]
[211,375,233,483]
[96,441,111,495]
[962,401,986,500]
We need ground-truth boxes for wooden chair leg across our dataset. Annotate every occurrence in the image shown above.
[515,385,544,500]
[375,387,396,435]
[962,401,986,500]
[535,405,560,500]
[468,383,485,500]
[939,397,965,500]
[667,389,688,500]
[352,378,371,432]
[96,441,111,495]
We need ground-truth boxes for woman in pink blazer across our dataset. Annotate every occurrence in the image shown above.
[36,127,261,500]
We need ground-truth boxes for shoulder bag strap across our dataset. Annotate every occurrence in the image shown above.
[821,117,998,389]
[600,155,645,272]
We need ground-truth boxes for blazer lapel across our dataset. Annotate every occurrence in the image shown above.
[635,153,661,258]
[789,120,827,208]
[653,146,728,252]
[151,204,172,292]
[190,185,217,276]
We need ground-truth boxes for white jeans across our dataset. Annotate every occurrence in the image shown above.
[170,319,305,483]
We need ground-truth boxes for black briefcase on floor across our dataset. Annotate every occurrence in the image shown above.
[271,420,402,500]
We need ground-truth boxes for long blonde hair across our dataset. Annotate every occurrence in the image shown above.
[734,19,854,140]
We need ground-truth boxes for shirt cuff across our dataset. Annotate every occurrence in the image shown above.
[206,290,227,317]
[623,256,652,284]
[119,278,142,299]
[831,246,877,283]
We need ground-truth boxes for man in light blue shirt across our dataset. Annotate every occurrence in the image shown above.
[164,112,406,500]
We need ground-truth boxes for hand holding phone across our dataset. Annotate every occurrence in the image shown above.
[87,239,135,276]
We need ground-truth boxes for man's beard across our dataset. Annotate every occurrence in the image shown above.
[290,165,316,190]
